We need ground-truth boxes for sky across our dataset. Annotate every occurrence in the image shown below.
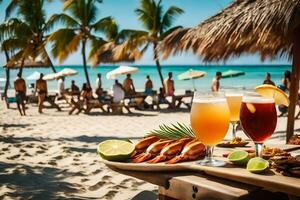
[0,0,290,66]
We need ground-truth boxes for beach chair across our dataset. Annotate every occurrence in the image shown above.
[64,94,85,115]
[84,98,107,114]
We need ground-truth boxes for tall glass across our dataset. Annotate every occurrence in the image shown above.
[191,92,230,166]
[240,96,277,157]
[225,93,243,138]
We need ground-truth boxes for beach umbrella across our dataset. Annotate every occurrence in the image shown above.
[26,71,41,81]
[178,69,206,90]
[106,65,139,79]
[160,0,300,142]
[0,78,6,82]
[43,73,57,81]
[221,70,245,79]
[56,68,78,77]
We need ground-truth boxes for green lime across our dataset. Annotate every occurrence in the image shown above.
[97,140,135,162]
[228,150,250,165]
[247,157,269,173]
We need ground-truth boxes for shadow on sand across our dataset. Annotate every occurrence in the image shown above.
[0,162,97,200]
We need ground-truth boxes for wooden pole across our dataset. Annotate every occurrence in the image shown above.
[286,27,300,143]
[4,49,10,99]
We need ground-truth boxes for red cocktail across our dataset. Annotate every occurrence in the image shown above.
[240,97,277,157]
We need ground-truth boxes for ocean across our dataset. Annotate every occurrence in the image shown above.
[0,64,292,92]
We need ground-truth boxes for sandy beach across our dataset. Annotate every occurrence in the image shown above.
[0,98,299,200]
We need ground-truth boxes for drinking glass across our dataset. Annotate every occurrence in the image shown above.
[240,95,277,157]
[225,92,243,138]
[190,91,230,166]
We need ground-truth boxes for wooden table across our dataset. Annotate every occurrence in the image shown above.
[106,145,300,200]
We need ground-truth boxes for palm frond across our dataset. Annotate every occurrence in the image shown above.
[46,13,80,31]
[48,28,80,63]
[92,17,118,40]
[159,26,182,41]
[5,0,19,19]
[149,123,195,139]
[161,6,184,33]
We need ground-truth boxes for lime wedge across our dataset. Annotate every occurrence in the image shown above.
[228,150,249,165]
[97,140,135,162]
[247,157,269,173]
[255,84,289,106]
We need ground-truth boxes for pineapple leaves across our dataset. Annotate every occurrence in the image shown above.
[149,123,195,139]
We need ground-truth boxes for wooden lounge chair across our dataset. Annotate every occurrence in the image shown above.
[64,94,85,115]
[84,98,107,114]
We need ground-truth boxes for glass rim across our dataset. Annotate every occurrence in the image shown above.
[242,96,275,103]
[193,91,227,102]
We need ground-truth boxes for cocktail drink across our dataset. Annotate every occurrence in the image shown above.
[226,93,243,138]
[191,92,230,166]
[240,96,277,157]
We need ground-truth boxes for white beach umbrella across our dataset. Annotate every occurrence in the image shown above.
[56,68,78,77]
[43,73,57,81]
[26,71,41,80]
[0,77,6,82]
[106,65,139,79]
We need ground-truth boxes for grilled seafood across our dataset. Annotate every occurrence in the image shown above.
[147,137,193,163]
[132,139,172,163]
[131,136,160,157]
[166,140,206,164]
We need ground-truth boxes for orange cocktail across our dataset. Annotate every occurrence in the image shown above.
[226,93,242,138]
[190,92,230,166]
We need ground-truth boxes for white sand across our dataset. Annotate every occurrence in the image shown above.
[0,99,299,199]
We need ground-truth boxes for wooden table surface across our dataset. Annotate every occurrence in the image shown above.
[105,144,300,200]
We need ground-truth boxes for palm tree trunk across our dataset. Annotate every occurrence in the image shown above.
[82,39,90,85]
[286,27,300,143]
[4,49,10,98]
[18,57,25,77]
[45,49,56,73]
[153,43,164,88]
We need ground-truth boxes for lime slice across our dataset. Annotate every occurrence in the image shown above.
[97,140,135,162]
[247,157,269,173]
[255,84,289,106]
[228,150,249,165]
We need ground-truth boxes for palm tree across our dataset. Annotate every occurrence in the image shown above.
[48,0,116,85]
[0,0,57,75]
[118,0,184,87]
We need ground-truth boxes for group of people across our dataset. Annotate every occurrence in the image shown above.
[12,69,292,116]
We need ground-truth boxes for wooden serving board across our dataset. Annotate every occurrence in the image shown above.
[101,144,300,196]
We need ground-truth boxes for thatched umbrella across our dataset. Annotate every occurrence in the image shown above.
[4,56,52,69]
[90,42,141,67]
[159,0,300,143]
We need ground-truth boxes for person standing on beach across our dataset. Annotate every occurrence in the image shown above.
[263,73,275,86]
[281,70,291,91]
[35,73,48,114]
[123,74,135,95]
[14,72,27,116]
[164,72,175,96]
[145,75,153,95]
[211,72,222,92]
[95,73,102,96]
[57,77,65,98]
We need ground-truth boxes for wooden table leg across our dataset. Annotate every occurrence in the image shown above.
[159,187,177,200]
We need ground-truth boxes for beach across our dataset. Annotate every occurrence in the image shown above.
[1,98,299,199]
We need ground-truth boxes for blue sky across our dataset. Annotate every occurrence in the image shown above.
[0,0,290,66]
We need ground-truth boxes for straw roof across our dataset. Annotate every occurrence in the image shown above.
[4,56,51,69]
[160,0,300,61]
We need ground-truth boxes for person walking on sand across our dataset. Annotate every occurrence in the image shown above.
[211,72,222,92]
[95,73,102,96]
[35,73,48,114]
[123,74,135,95]
[14,72,26,116]
[145,75,153,95]
[164,72,175,96]
[263,73,275,86]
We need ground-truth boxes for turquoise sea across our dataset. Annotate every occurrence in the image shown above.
[0,65,292,91]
